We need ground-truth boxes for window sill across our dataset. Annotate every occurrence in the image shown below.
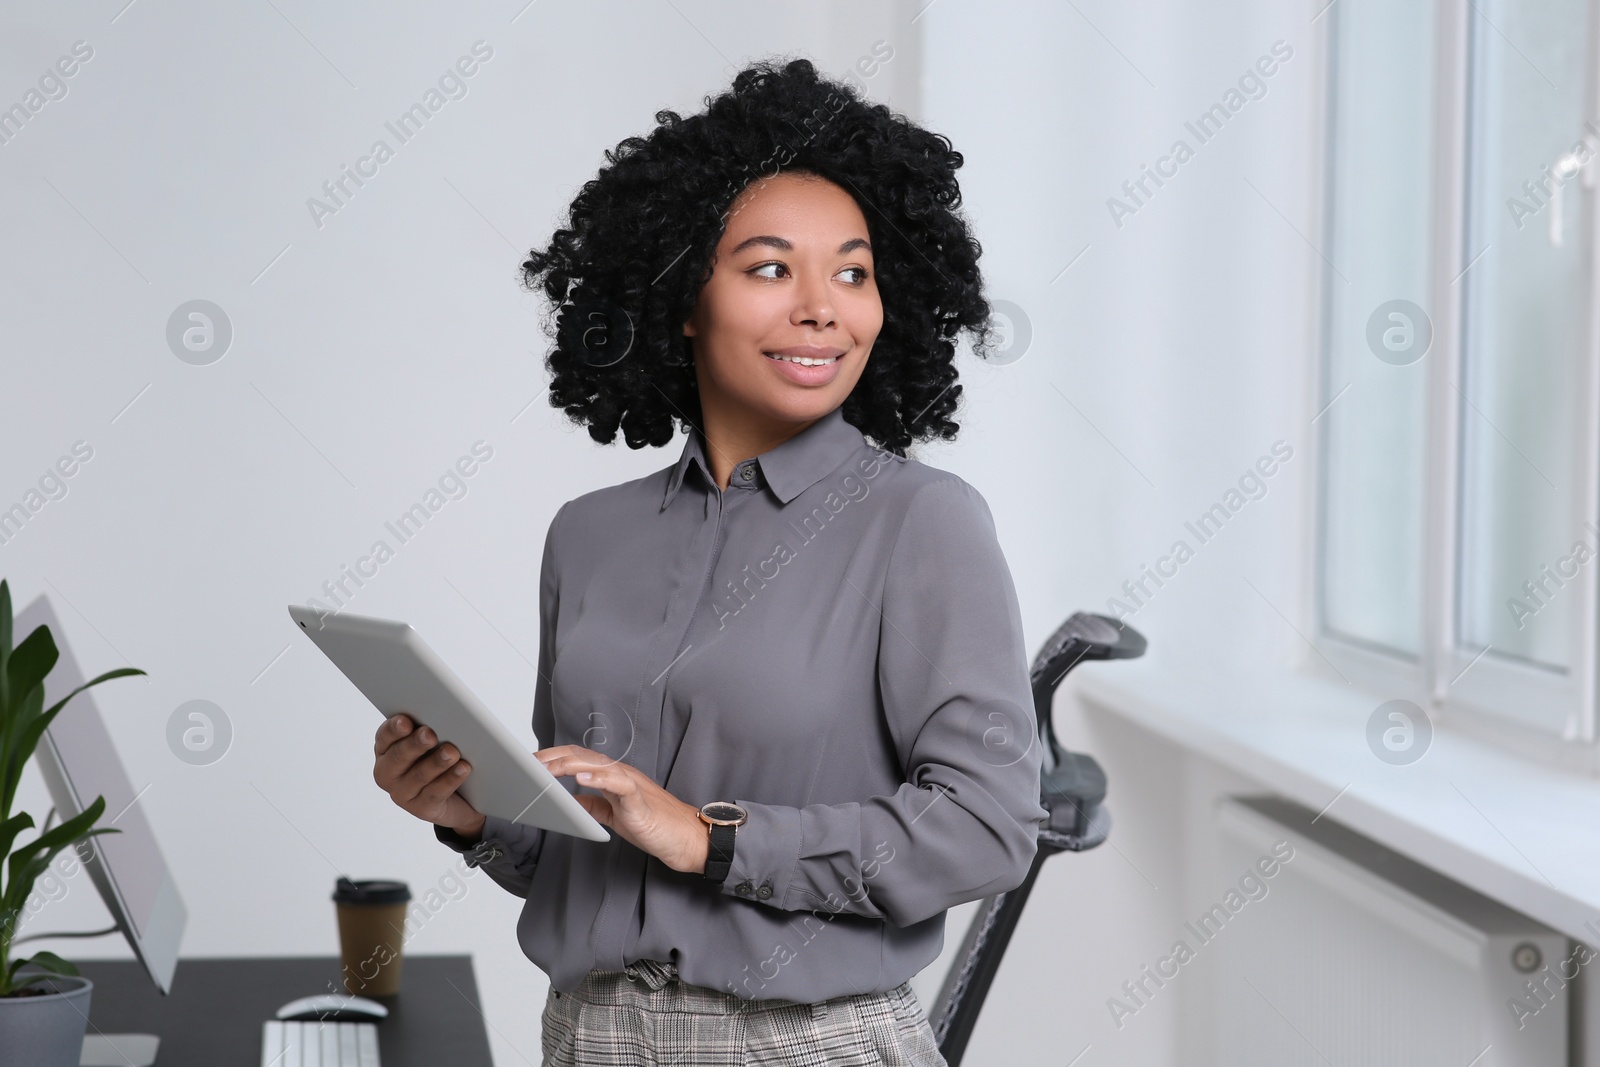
[1074,661,1600,946]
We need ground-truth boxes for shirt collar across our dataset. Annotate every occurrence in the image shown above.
[661,406,868,510]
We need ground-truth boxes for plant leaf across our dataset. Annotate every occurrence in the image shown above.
[0,683,42,819]
[5,796,108,892]
[0,578,12,711]
[18,794,107,857]
[10,949,80,987]
[40,668,147,723]
[0,812,34,873]
[1,623,56,796]
[3,823,120,924]
[2,666,144,818]
[5,626,57,727]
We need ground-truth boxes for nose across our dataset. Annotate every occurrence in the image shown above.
[790,271,836,328]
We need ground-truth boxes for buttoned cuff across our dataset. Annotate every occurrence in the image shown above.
[434,814,541,873]
[434,821,505,868]
[718,800,801,906]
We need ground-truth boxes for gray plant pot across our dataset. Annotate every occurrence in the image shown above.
[0,973,95,1067]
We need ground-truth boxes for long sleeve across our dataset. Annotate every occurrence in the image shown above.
[433,501,567,897]
[719,477,1049,928]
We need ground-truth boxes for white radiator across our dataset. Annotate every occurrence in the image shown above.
[1210,795,1569,1067]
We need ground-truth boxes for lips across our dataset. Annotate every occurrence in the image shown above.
[763,345,846,385]
[764,345,846,365]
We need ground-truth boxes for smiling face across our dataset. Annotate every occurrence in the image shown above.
[682,170,882,446]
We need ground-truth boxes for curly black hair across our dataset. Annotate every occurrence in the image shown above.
[520,55,999,456]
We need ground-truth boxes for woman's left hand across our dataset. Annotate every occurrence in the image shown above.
[536,745,709,874]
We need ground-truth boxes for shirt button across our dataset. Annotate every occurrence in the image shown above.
[739,466,752,481]
[756,884,773,900]
[735,881,754,896]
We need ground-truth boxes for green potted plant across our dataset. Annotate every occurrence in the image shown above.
[0,579,144,1065]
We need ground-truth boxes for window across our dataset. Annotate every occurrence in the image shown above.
[1315,0,1600,740]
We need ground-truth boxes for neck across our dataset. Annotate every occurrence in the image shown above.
[697,405,820,491]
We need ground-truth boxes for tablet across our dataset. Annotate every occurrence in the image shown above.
[287,604,610,843]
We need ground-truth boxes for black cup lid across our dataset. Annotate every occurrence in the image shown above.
[333,876,411,905]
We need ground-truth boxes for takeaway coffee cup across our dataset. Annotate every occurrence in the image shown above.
[332,876,411,996]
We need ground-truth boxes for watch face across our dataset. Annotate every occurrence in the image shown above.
[702,802,746,824]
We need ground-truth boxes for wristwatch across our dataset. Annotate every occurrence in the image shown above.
[697,801,748,884]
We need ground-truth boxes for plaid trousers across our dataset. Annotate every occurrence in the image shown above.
[539,958,949,1066]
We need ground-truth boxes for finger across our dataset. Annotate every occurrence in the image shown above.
[417,757,472,808]
[385,715,438,766]
[574,764,634,797]
[539,748,634,778]
[395,740,464,804]
[536,745,609,763]
[374,717,436,787]
[374,713,413,757]
[408,721,439,756]
[543,749,627,775]
[374,720,416,789]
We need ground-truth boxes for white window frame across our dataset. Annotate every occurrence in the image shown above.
[1309,0,1600,757]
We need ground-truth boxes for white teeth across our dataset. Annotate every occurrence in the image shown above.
[767,353,841,366]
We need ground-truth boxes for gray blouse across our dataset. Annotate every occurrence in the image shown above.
[434,404,1048,1003]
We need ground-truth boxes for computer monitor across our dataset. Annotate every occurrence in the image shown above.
[13,594,187,996]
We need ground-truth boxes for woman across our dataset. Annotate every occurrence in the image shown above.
[372,57,1047,1066]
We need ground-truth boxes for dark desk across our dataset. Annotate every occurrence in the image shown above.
[75,955,494,1065]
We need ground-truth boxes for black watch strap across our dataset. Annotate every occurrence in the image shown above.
[704,821,736,884]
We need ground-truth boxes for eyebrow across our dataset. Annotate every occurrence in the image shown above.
[728,235,872,257]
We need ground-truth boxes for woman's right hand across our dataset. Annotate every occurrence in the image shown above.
[373,713,487,843]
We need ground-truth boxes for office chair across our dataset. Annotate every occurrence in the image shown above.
[929,612,1147,1066]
